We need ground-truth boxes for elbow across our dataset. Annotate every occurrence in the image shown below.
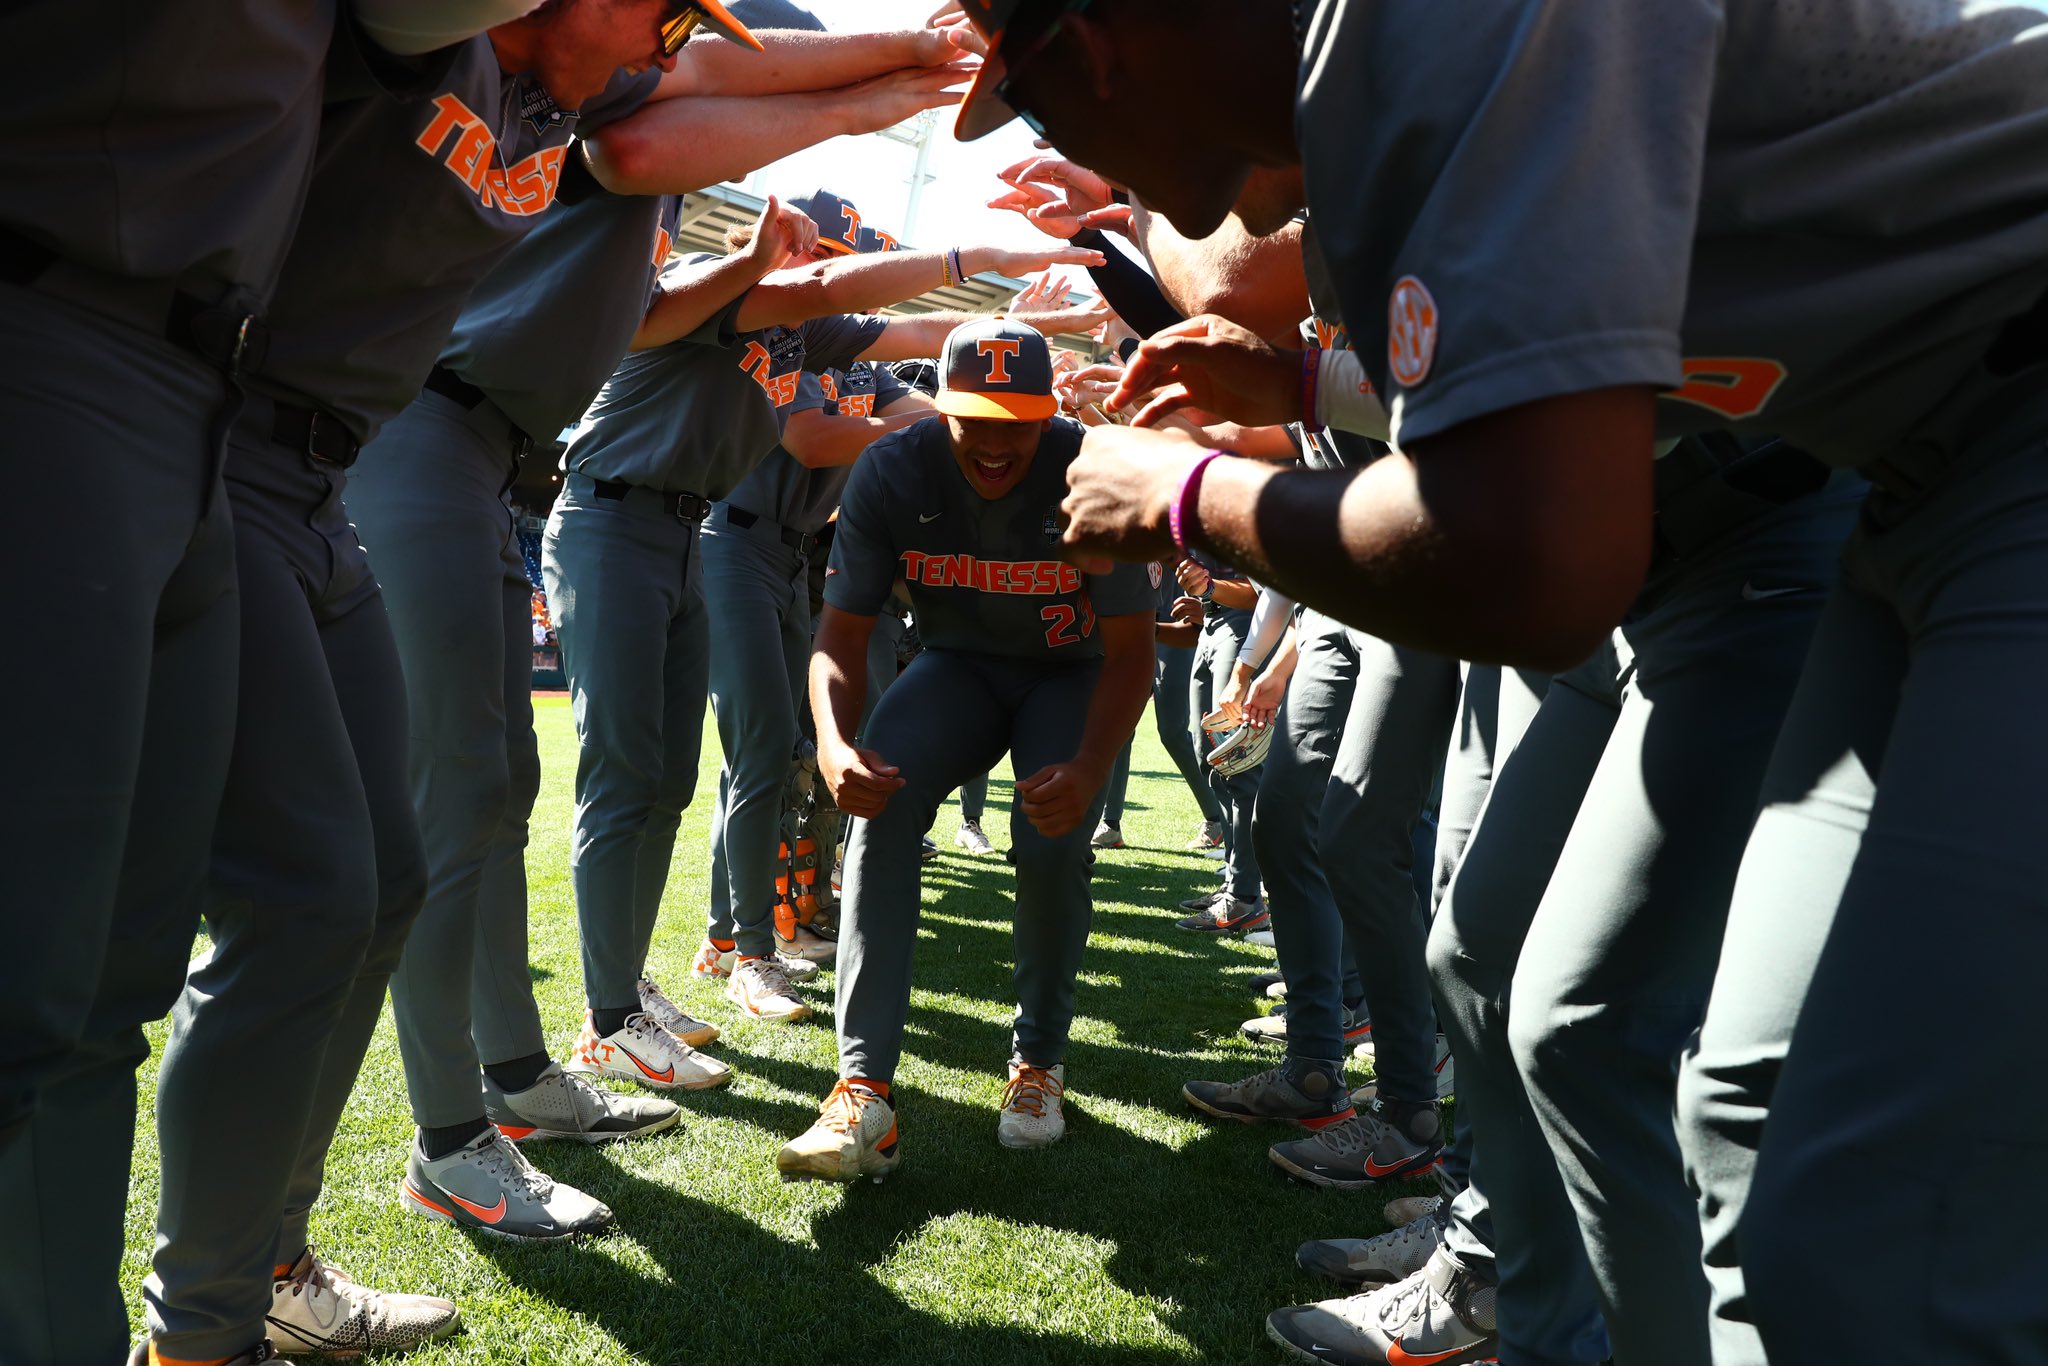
[585,126,652,194]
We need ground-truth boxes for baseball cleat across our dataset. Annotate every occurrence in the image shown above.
[773,914,838,964]
[484,1061,680,1144]
[776,950,822,982]
[1353,1032,1457,1099]
[1266,1251,1498,1366]
[690,937,736,980]
[1178,888,1226,913]
[1384,1194,1445,1228]
[1175,896,1269,934]
[637,974,720,1046]
[1242,1002,1372,1048]
[401,1129,612,1241]
[954,820,996,855]
[1268,1097,1444,1190]
[777,1081,901,1183]
[1183,1059,1353,1126]
[997,1061,1067,1150]
[1244,928,1276,948]
[1250,969,1287,998]
[1296,1202,1448,1287]
[266,1246,460,1356]
[725,955,813,1022]
[1187,819,1226,850]
[565,1010,731,1091]
[1090,820,1126,849]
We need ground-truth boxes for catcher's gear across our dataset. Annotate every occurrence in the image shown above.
[774,742,839,960]
[1209,718,1274,777]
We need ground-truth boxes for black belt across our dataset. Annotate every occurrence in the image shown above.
[1,224,267,376]
[1652,436,1831,565]
[424,364,535,457]
[268,399,361,468]
[724,505,819,556]
[592,478,711,523]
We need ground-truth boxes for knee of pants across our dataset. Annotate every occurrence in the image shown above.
[1007,821,1090,878]
[426,748,517,863]
[1424,910,1486,1006]
[505,731,541,825]
[362,832,429,978]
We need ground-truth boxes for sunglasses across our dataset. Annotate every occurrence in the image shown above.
[659,4,705,58]
[994,0,1096,136]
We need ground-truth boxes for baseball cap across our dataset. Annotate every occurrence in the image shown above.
[935,318,1057,421]
[665,0,763,53]
[791,189,863,255]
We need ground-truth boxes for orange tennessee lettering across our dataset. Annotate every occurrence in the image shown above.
[739,341,772,383]
[977,338,1022,383]
[840,206,863,246]
[895,552,1081,596]
[414,93,477,157]
[841,394,874,418]
[1665,357,1789,420]
[652,226,672,266]
[871,230,900,253]
[414,94,567,218]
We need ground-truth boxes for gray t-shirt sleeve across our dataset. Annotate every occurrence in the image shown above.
[1087,558,1159,621]
[800,313,890,374]
[822,445,898,617]
[1301,0,1711,447]
[867,360,915,414]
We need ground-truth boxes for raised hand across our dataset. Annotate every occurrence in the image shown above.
[744,194,817,272]
[1059,423,1212,566]
[843,62,977,131]
[1111,314,1304,428]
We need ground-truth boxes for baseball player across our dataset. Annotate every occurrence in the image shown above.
[0,2,343,1360]
[346,0,952,1248]
[1185,214,1460,1199]
[962,0,2048,1359]
[778,319,1155,1182]
[1173,552,1268,931]
[695,189,938,1015]
[137,6,977,1362]
[546,224,1104,1074]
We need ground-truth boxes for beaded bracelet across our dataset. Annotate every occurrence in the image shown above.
[1170,450,1225,551]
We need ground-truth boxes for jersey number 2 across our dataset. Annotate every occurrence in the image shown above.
[1041,600,1096,648]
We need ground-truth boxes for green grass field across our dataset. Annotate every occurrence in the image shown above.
[122,696,1437,1364]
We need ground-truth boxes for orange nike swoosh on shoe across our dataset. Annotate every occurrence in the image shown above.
[1385,1340,1474,1366]
[448,1190,508,1225]
[617,1043,675,1084]
[1363,1154,1413,1179]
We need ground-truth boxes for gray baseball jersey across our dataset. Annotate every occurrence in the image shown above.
[563,273,886,495]
[826,416,1155,659]
[1298,0,2048,468]
[242,30,657,443]
[439,191,683,440]
[725,362,915,532]
[0,0,331,304]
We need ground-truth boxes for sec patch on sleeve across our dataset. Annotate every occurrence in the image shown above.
[1388,276,1438,389]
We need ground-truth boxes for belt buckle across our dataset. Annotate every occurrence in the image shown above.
[305,410,355,468]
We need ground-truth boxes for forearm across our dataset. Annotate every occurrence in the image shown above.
[1254,630,1299,691]
[631,252,772,350]
[1074,632,1157,775]
[1206,577,1257,612]
[1156,620,1201,649]
[784,409,929,469]
[1237,587,1296,668]
[664,29,931,98]
[808,630,872,755]
[1072,228,1185,337]
[586,89,881,195]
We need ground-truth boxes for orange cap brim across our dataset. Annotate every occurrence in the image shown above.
[953,53,1017,142]
[934,389,1057,421]
[691,0,763,51]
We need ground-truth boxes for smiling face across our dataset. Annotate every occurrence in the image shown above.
[946,415,1046,500]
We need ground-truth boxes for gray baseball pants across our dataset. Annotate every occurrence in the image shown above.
[147,414,426,1361]
[1257,616,1457,1093]
[1192,615,1261,902]
[1679,402,2048,1362]
[0,281,239,1366]
[837,650,1106,1084]
[345,390,549,1126]
[544,473,707,1011]
[701,508,811,957]
[1431,481,1856,1366]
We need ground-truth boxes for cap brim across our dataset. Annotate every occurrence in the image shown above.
[935,390,1057,421]
[814,237,856,256]
[690,0,763,51]
[953,54,1017,142]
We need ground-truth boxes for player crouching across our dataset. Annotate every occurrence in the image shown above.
[779,320,1154,1181]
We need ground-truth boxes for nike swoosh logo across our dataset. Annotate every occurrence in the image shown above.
[1740,582,1808,601]
[449,1190,508,1224]
[1363,1154,1413,1179]
[1386,1341,1474,1366]
[618,1042,675,1084]
[919,511,942,523]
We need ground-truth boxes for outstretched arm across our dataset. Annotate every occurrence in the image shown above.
[585,65,969,195]
[656,25,960,99]
[781,394,934,469]
[731,243,1104,333]
[1059,388,1658,671]
[630,196,815,351]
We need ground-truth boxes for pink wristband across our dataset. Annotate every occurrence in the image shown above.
[1301,346,1325,432]
[1171,450,1225,551]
